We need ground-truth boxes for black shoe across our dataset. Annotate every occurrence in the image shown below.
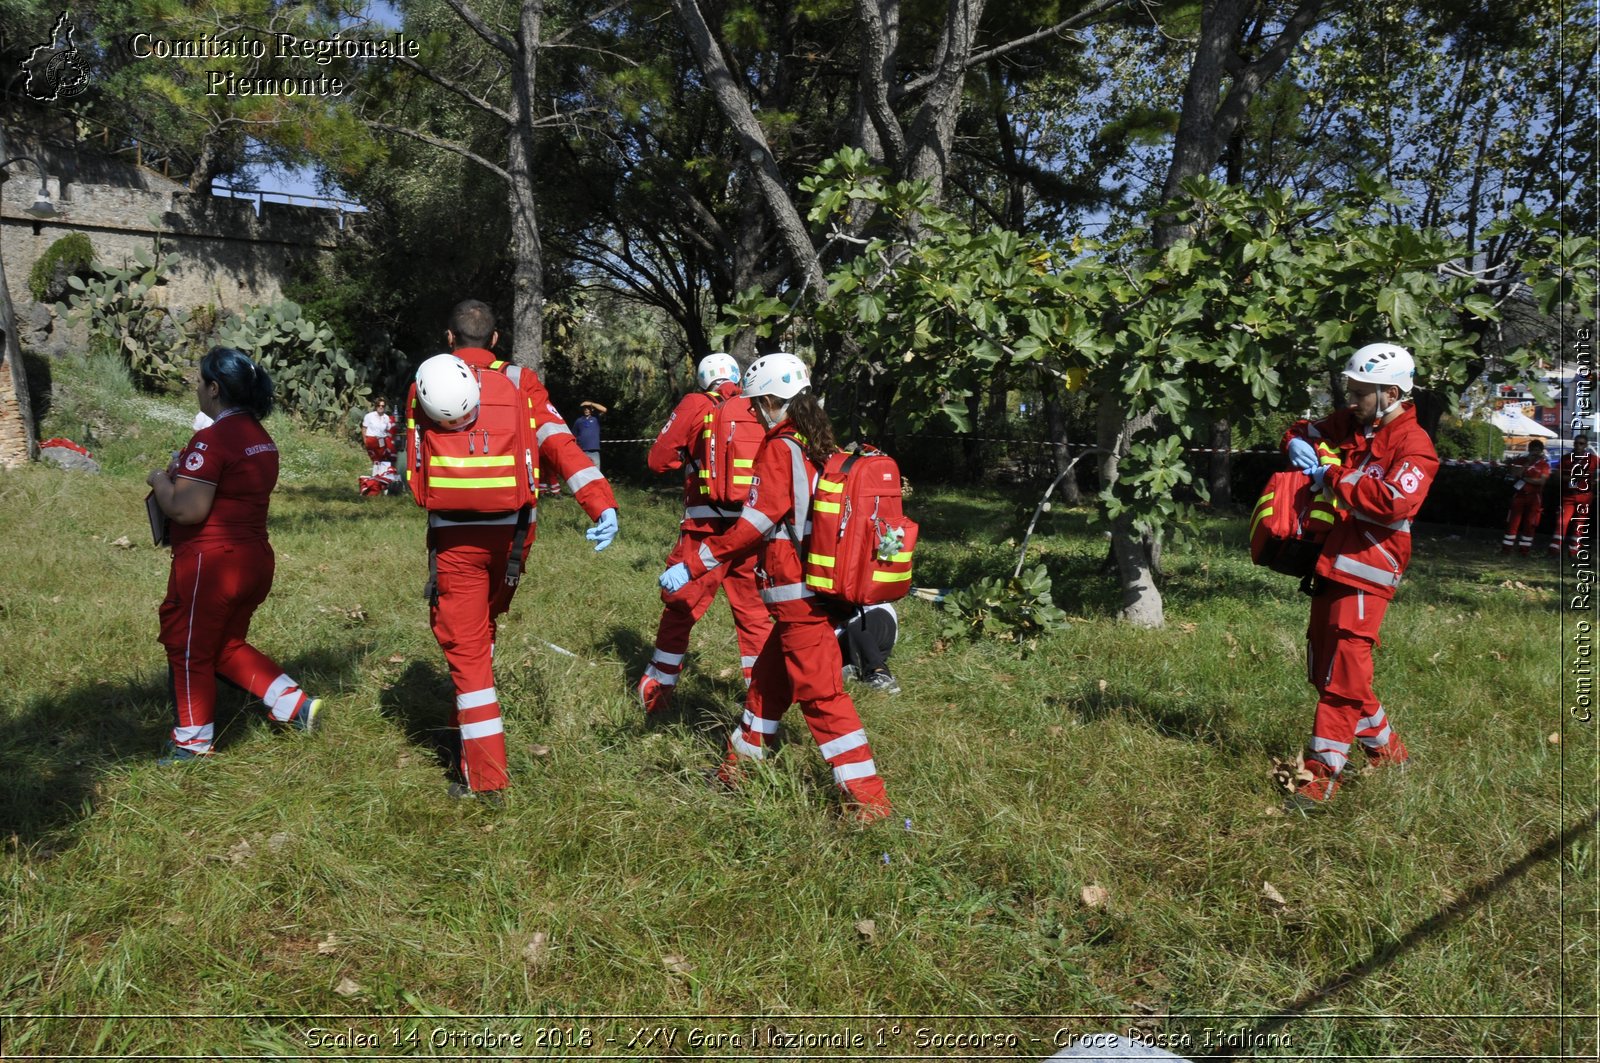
[863,670,900,694]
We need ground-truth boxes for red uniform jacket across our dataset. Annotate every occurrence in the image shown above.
[1560,451,1597,501]
[648,382,742,532]
[1512,457,1551,497]
[170,410,278,551]
[414,347,616,529]
[682,421,823,621]
[1287,403,1438,601]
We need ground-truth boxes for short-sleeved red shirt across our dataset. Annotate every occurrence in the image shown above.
[169,409,279,550]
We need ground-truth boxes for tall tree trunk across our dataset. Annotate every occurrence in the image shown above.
[1096,398,1162,626]
[1208,417,1233,504]
[506,0,546,370]
[0,228,35,467]
[1043,383,1082,505]
[673,0,828,301]
[1091,0,1328,626]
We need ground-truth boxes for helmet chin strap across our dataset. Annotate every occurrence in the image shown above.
[1375,386,1405,420]
[754,398,789,427]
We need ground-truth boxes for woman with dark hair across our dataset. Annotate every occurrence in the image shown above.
[145,347,321,762]
[658,353,891,822]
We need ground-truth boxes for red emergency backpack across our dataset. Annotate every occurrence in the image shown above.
[1249,469,1335,578]
[801,445,918,605]
[407,361,539,514]
[699,392,764,508]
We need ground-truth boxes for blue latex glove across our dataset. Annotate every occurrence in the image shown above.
[659,562,691,593]
[1306,464,1330,492]
[1287,438,1319,472]
[585,507,618,552]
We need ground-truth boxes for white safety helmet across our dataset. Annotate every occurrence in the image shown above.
[741,352,811,400]
[1343,343,1415,392]
[415,353,479,430]
[741,352,811,426]
[696,353,741,390]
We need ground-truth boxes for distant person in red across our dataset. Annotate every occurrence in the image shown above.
[145,347,321,763]
[1501,439,1550,556]
[361,397,396,475]
[1550,433,1596,559]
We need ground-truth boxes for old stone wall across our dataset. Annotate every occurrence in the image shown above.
[2,163,355,348]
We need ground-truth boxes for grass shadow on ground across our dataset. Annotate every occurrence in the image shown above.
[1071,682,1251,751]
[1200,810,1596,1058]
[0,649,356,848]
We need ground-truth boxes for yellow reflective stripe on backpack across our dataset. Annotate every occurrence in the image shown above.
[430,455,516,468]
[432,476,518,489]
[805,574,835,589]
[885,551,912,563]
[871,570,912,583]
[807,553,835,567]
[818,478,844,493]
[814,500,841,514]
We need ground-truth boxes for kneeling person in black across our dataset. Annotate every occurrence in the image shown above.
[836,602,899,693]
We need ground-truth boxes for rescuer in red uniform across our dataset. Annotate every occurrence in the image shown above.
[410,301,619,802]
[638,353,774,713]
[146,346,322,762]
[659,353,891,822]
[1282,342,1438,811]
[1550,433,1595,559]
[1501,439,1550,555]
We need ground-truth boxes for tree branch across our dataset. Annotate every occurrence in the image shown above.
[365,121,512,183]
[958,0,1122,74]
[394,56,514,125]
[440,0,516,59]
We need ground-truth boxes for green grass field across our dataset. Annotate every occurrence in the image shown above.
[0,352,1593,1059]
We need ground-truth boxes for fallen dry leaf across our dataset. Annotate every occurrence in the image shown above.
[387,654,406,664]
[522,932,549,967]
[1079,885,1110,909]
[527,743,551,758]
[49,595,62,604]
[1549,732,1562,745]
[110,536,134,549]
[1222,631,1238,645]
[662,954,693,976]
[1261,881,1288,909]
[316,933,341,956]
[854,918,877,941]
[1261,805,1285,817]
[1176,622,1197,633]
[1046,725,1064,737]
[213,839,253,865]
[717,667,735,679]
[395,753,414,769]
[1096,679,1108,693]
[1270,755,1315,795]
[333,977,362,998]
[267,832,292,853]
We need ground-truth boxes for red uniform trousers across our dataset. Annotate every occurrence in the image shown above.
[1503,495,1542,553]
[647,529,774,688]
[1305,582,1398,779]
[429,524,531,792]
[364,435,394,462]
[1549,496,1592,558]
[158,541,310,754]
[725,610,889,813]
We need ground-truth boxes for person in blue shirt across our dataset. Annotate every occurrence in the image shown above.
[574,401,605,469]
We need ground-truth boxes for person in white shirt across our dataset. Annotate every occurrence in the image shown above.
[361,398,396,476]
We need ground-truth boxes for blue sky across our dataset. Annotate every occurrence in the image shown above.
[219,2,400,210]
